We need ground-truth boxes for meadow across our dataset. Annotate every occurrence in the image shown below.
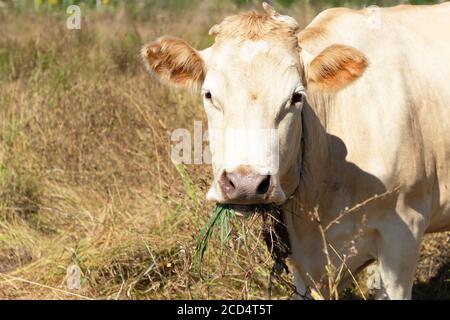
[0,0,448,299]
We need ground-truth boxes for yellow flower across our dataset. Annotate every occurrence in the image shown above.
[48,0,59,5]
[34,0,43,7]
[102,0,109,5]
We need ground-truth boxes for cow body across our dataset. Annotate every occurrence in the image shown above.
[142,2,450,299]
[286,3,450,299]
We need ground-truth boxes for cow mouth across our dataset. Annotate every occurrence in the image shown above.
[223,204,274,218]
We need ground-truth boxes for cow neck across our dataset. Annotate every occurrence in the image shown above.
[296,98,331,210]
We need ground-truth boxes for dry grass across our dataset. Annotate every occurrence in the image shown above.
[0,2,292,300]
[0,2,448,300]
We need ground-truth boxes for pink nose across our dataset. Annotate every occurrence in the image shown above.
[219,166,272,204]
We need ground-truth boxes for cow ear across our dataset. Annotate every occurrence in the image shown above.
[141,37,205,91]
[306,44,368,92]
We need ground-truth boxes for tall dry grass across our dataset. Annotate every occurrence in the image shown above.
[0,2,301,300]
[0,2,448,300]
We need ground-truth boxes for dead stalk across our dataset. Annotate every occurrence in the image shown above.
[310,187,400,300]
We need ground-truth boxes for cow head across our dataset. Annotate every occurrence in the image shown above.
[142,3,367,214]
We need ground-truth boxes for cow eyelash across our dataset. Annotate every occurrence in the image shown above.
[202,90,222,112]
[291,92,304,105]
[204,91,212,100]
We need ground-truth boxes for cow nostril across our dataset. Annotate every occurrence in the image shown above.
[220,171,236,195]
[257,175,271,195]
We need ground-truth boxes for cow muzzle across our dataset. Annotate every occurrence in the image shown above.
[217,165,274,204]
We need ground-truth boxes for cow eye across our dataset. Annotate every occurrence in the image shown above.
[291,92,304,105]
[204,91,212,100]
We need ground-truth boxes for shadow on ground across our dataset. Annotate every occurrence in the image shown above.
[413,233,450,300]
[413,262,450,299]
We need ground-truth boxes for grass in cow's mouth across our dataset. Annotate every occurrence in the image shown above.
[194,204,238,269]
[194,203,291,274]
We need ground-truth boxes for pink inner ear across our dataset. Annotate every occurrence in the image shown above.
[148,43,161,54]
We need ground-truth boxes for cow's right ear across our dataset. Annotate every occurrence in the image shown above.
[305,44,368,92]
[141,37,205,91]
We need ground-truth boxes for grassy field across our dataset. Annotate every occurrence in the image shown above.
[0,0,448,300]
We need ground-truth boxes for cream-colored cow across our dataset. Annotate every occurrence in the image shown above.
[142,2,450,299]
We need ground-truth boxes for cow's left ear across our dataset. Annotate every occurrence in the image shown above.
[141,37,205,91]
[306,44,368,92]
